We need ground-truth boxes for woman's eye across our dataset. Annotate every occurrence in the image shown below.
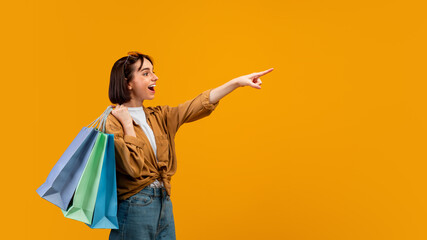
[143,72,155,76]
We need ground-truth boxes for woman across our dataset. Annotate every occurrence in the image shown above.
[106,51,273,240]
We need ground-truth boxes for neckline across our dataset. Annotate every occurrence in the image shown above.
[127,106,143,111]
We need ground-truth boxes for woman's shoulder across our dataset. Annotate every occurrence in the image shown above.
[106,112,118,123]
[144,105,171,115]
[105,113,122,130]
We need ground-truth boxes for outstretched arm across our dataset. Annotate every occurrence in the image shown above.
[209,68,274,104]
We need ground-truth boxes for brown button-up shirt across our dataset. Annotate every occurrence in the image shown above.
[105,89,220,200]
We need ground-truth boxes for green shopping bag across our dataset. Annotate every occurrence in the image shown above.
[61,131,108,224]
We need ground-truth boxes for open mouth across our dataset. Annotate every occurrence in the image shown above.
[148,84,156,92]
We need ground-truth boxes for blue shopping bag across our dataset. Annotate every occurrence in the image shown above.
[36,127,98,210]
[86,133,119,229]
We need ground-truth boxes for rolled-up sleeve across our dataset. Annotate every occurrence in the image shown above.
[161,88,220,134]
[105,114,146,178]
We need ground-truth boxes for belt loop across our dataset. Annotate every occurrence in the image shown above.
[145,185,156,197]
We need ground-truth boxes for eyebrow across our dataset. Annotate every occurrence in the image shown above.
[140,67,154,72]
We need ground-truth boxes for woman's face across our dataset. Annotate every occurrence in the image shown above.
[127,58,158,101]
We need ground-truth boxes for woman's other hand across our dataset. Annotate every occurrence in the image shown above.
[111,104,133,127]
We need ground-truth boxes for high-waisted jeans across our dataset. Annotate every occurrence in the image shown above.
[109,186,176,240]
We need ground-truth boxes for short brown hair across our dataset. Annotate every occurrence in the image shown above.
[108,52,154,104]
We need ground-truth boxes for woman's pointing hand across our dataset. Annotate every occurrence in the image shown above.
[233,68,274,89]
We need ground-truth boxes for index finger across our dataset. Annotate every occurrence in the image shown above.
[256,68,274,76]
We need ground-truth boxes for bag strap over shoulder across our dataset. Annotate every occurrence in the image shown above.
[86,106,114,132]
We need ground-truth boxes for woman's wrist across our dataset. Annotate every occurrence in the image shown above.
[123,124,136,137]
[230,78,242,88]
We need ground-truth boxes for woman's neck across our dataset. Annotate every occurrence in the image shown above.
[122,99,144,108]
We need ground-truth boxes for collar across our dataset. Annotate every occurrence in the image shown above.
[142,105,155,115]
[130,105,155,126]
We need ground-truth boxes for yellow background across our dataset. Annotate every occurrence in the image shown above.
[1,0,426,239]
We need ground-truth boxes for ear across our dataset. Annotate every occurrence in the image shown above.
[127,81,133,90]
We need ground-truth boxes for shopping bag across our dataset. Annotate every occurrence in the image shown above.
[61,131,108,224]
[36,107,112,210]
[36,125,99,210]
[37,105,117,228]
[86,133,119,229]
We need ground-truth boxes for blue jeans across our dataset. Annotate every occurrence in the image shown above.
[109,186,176,240]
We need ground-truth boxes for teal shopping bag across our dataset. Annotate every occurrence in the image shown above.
[86,133,119,229]
[61,131,108,224]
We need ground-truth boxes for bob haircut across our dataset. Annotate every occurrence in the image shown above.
[109,52,154,104]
